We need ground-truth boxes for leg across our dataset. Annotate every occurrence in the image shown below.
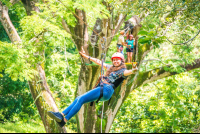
[62,86,102,121]
[130,52,133,63]
[127,52,130,63]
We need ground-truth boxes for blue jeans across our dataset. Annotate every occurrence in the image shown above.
[62,83,114,120]
[117,44,124,55]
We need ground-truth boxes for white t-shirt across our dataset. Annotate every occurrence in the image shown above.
[117,35,124,45]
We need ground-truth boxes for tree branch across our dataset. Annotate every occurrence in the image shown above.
[134,58,200,89]
[10,0,20,5]
[0,1,21,43]
[167,29,200,45]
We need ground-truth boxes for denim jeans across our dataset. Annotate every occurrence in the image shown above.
[62,83,114,120]
[117,44,124,55]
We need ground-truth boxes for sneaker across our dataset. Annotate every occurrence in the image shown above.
[48,111,64,122]
[48,111,66,127]
[57,118,66,128]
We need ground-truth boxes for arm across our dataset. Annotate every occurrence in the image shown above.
[79,51,109,69]
[119,36,127,47]
[122,41,128,47]
[123,67,138,76]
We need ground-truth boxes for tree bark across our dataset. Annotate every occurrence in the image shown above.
[64,6,200,132]
[0,2,21,43]
[21,0,40,15]
[0,2,66,133]
[64,6,128,132]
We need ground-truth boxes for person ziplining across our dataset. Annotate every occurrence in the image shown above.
[47,50,138,128]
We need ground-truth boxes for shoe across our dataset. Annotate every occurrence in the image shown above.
[48,111,64,122]
[57,118,66,128]
[48,111,66,127]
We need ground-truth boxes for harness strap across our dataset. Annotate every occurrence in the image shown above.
[96,83,104,104]
[90,83,115,106]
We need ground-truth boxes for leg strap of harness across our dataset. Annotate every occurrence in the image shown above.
[96,83,104,104]
[90,83,115,106]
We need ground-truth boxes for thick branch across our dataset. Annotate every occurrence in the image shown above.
[0,2,21,43]
[134,58,200,89]
[21,0,40,15]
[90,18,102,47]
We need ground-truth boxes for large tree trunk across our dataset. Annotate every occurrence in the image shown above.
[0,1,66,133]
[64,5,132,132]
[63,5,200,132]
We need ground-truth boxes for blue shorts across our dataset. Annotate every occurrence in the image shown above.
[126,48,133,52]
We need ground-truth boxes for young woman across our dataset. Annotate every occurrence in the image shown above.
[126,34,135,63]
[47,51,138,127]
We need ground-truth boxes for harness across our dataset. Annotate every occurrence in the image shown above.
[90,68,126,106]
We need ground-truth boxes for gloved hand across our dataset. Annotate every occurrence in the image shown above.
[132,66,138,73]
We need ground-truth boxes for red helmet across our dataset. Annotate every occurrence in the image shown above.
[111,52,125,62]
[129,34,133,38]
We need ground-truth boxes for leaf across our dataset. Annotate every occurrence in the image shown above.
[148,24,155,29]
[138,36,152,44]
[138,30,149,36]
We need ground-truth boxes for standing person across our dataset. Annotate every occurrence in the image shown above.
[126,34,135,63]
[117,30,126,54]
[47,51,138,127]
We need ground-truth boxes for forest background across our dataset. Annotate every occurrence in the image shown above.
[0,0,200,133]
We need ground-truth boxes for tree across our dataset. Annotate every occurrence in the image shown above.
[0,0,66,132]
[0,0,199,133]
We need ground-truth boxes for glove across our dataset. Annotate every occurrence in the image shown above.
[132,66,138,73]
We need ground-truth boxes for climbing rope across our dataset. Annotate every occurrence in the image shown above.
[101,101,104,133]
[99,37,106,133]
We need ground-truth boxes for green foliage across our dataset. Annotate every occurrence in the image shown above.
[0,0,200,133]
[0,121,45,133]
[0,72,37,122]
[111,70,200,133]
[0,41,37,81]
[137,17,166,47]
[0,120,76,133]
[0,1,26,42]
